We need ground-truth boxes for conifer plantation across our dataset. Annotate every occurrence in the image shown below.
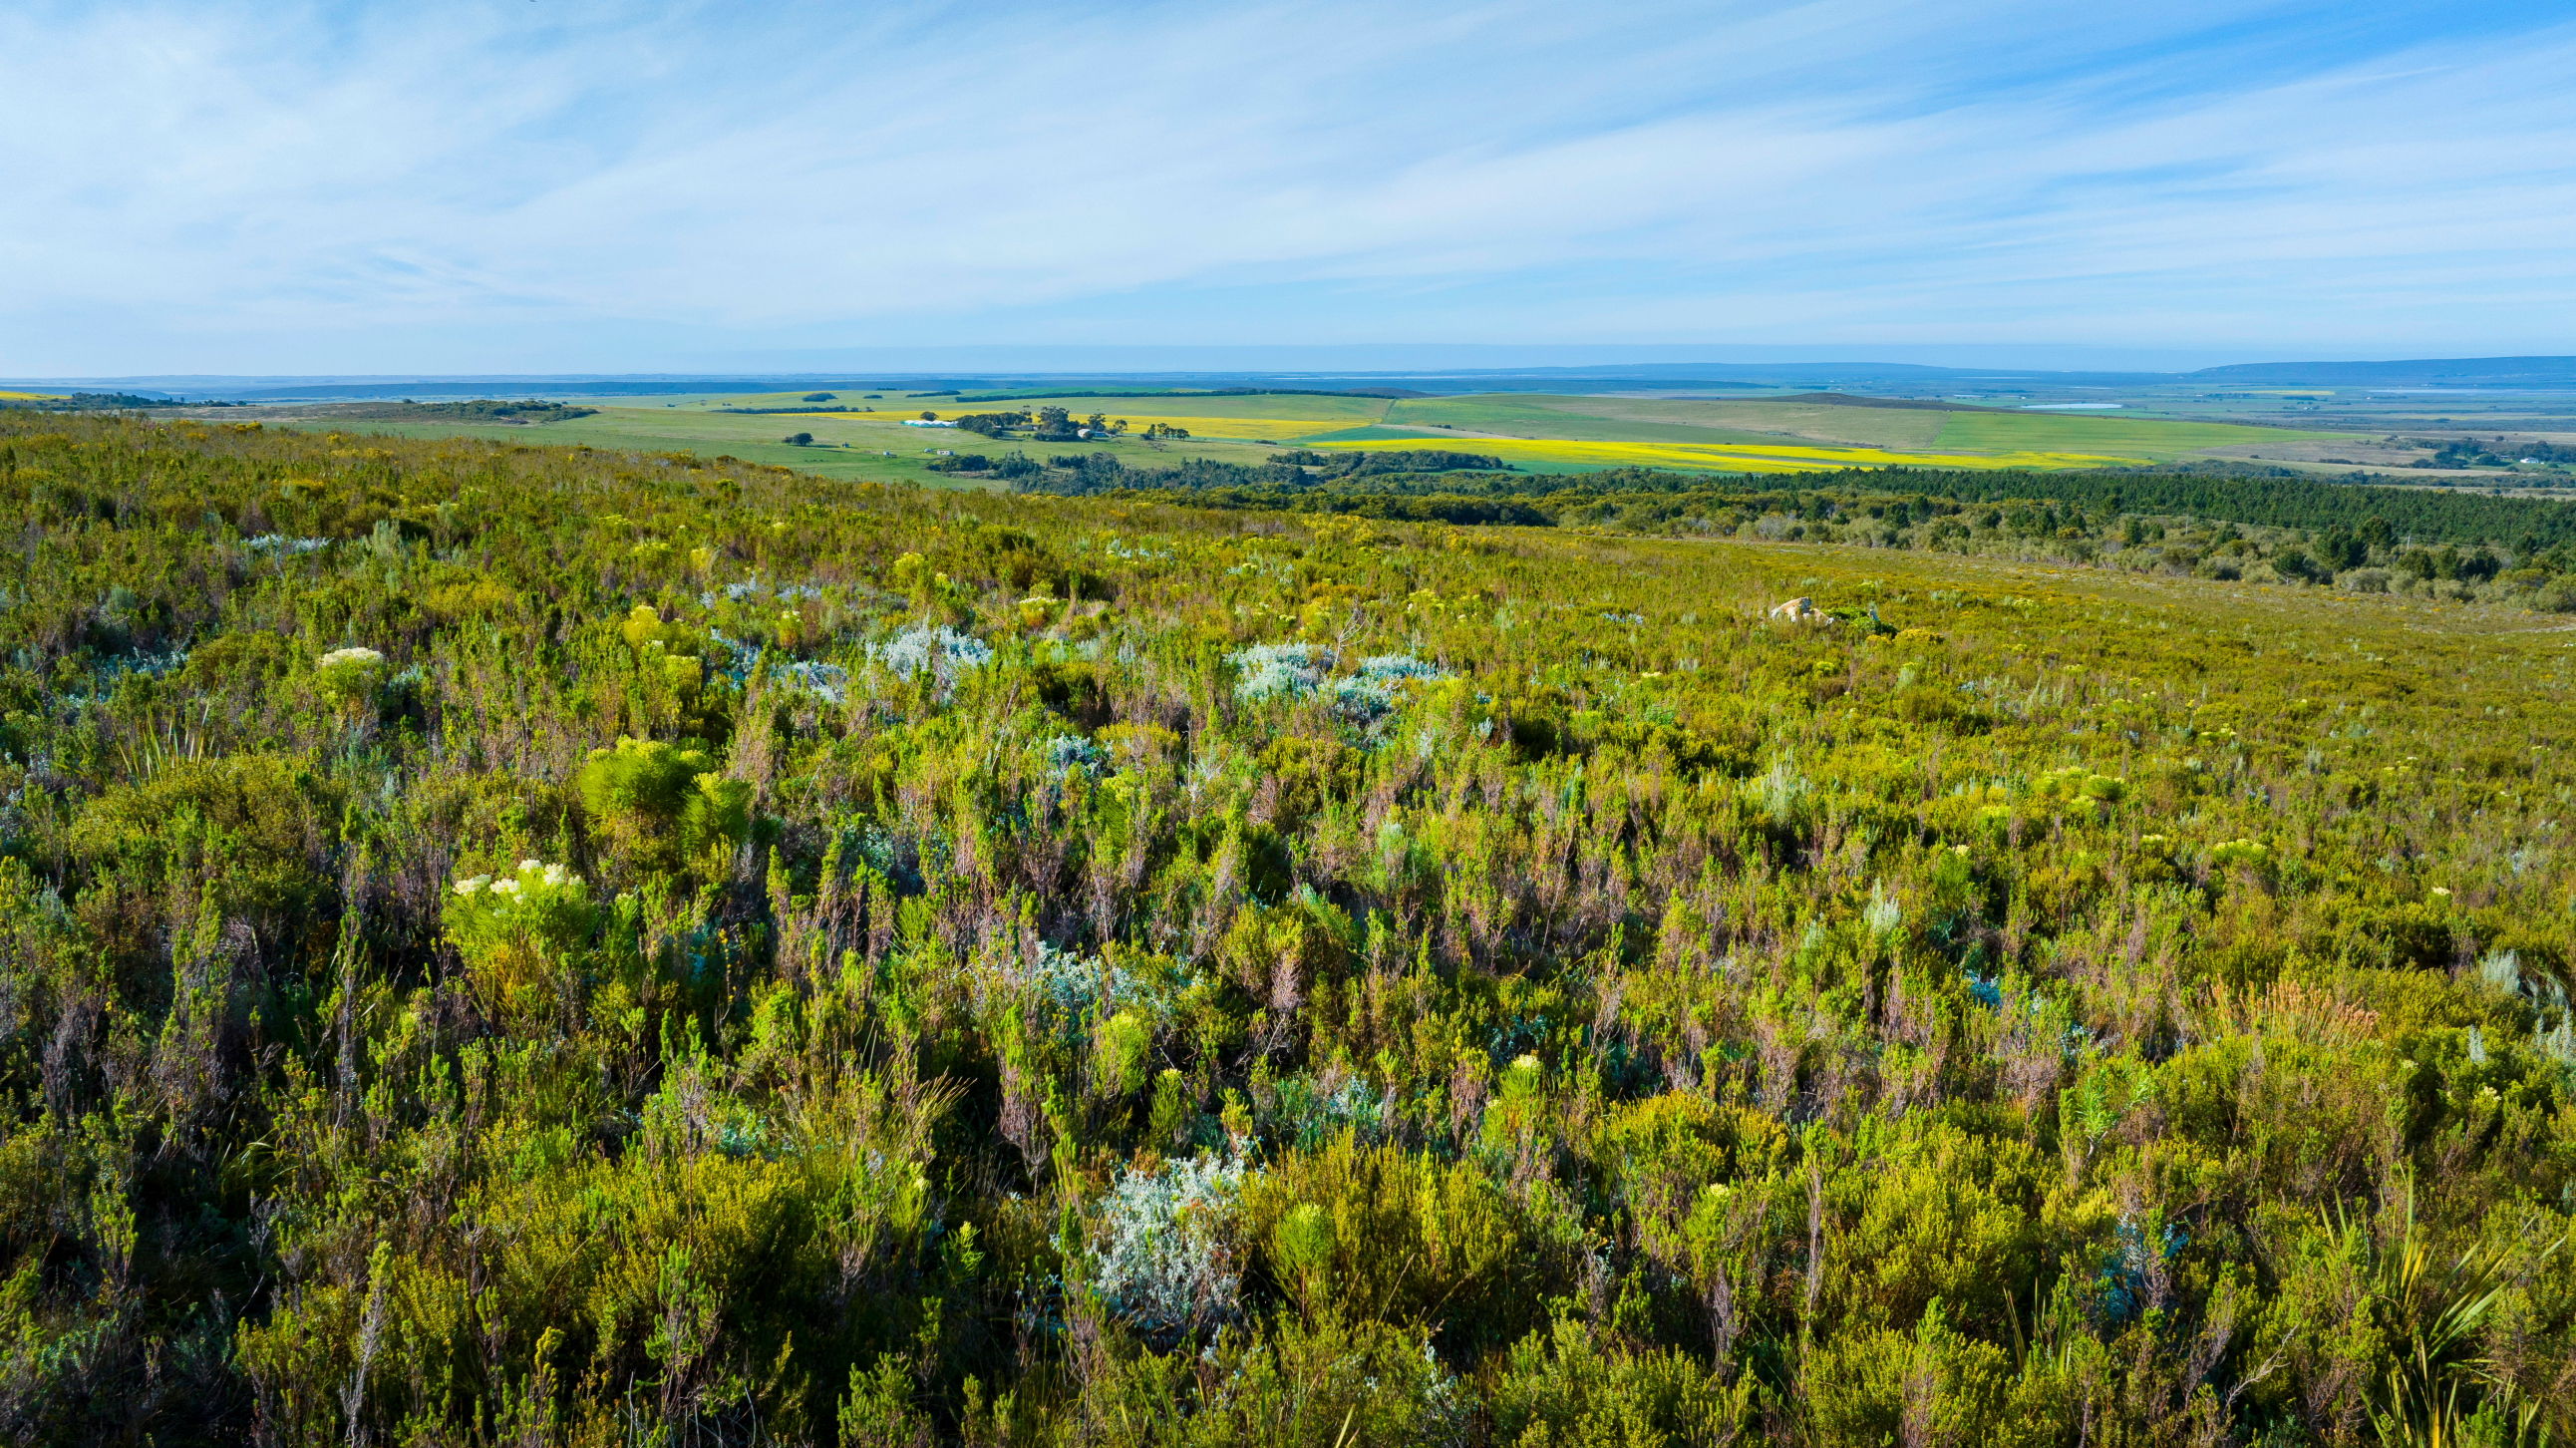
[2,413,2571,1446]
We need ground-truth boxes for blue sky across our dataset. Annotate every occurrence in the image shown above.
[5,0,2574,375]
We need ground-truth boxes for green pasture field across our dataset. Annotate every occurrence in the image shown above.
[1377,394,1811,447]
[624,388,949,410]
[256,402,1299,487]
[1933,408,2338,459]
[1386,393,2338,463]
[949,392,1396,423]
[1498,394,1956,448]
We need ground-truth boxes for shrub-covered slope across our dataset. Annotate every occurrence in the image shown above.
[0,415,2569,1446]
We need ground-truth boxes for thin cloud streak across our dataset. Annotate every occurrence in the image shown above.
[1,0,2571,371]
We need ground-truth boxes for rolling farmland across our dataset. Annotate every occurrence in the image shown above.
[236,385,2344,482]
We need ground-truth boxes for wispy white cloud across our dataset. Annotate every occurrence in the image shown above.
[2,0,2570,371]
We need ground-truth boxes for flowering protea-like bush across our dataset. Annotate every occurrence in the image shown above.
[444,860,597,1020]
[312,644,386,713]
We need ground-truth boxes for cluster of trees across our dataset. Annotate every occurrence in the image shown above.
[1425,464,2576,550]
[1025,449,1506,499]
[927,451,1045,479]
[392,400,599,423]
[1032,458,2576,607]
[1539,490,2576,607]
[0,412,2569,1445]
[945,450,1508,491]
[2416,438,2576,470]
[951,408,1128,443]
[1267,448,1510,476]
[277,400,604,425]
[0,391,182,411]
[1040,456,2576,549]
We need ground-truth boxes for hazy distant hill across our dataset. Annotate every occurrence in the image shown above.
[2185,356,2576,388]
[20,355,2576,405]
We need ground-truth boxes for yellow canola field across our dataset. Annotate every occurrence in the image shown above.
[786,411,1355,441]
[1308,435,2147,474]
[0,391,63,401]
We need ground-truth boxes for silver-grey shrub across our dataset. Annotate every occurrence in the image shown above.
[1090,1152,1245,1342]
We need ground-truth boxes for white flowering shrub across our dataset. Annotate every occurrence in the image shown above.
[1090,1152,1245,1342]
[313,645,389,713]
[445,860,598,1020]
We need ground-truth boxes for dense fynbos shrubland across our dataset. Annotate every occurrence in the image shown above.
[0,414,2570,1446]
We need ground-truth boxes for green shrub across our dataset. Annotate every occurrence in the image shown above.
[1242,1136,1542,1347]
[70,753,336,928]
[576,735,753,876]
